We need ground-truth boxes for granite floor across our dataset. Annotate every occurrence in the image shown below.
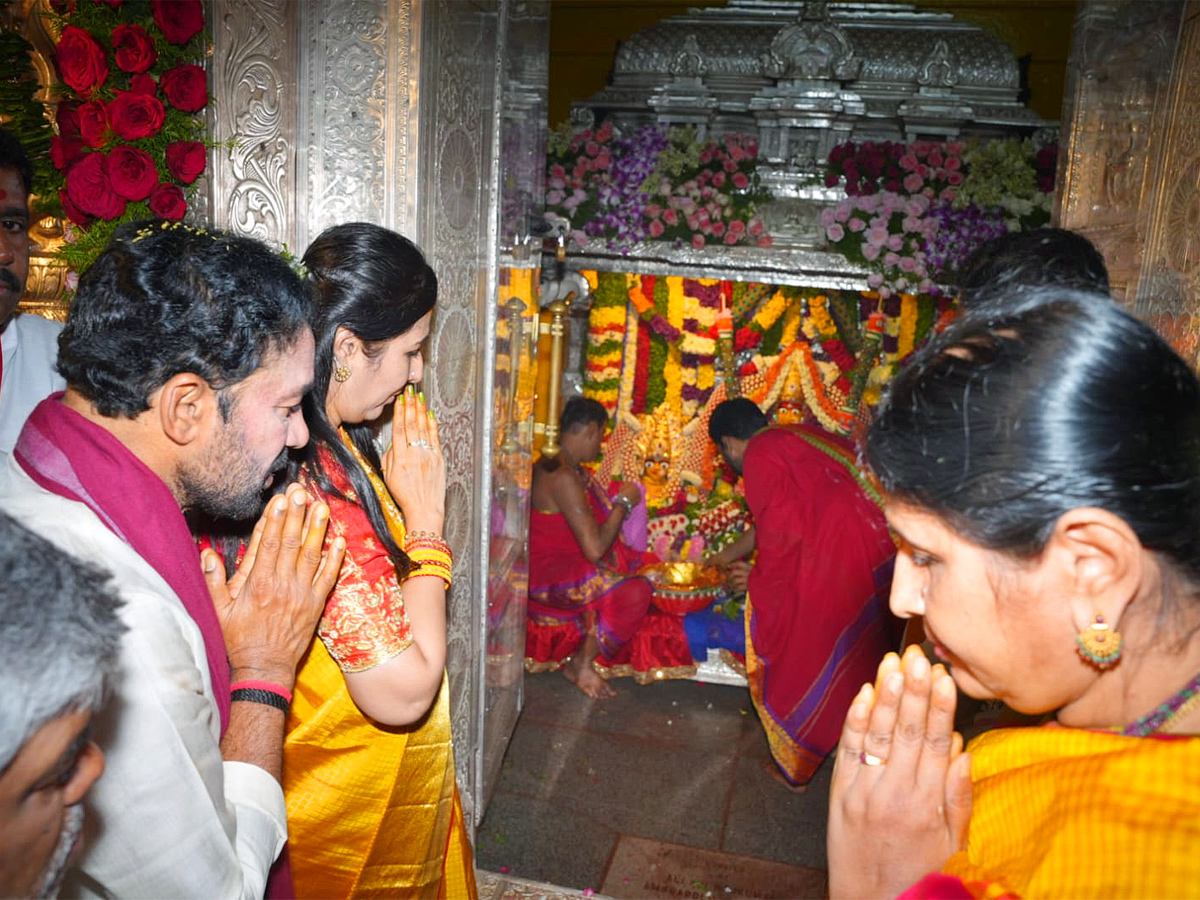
[475,671,832,894]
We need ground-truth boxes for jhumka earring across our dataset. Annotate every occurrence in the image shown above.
[333,360,351,383]
[1076,612,1123,669]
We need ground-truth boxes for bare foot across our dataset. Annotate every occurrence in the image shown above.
[763,759,808,793]
[563,654,616,699]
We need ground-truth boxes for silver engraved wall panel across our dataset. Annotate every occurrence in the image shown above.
[208,0,297,247]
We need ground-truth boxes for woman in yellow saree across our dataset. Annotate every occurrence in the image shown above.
[827,287,1200,899]
[281,223,475,898]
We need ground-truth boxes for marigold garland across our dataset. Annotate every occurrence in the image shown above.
[897,294,918,359]
[583,271,631,413]
[664,276,686,420]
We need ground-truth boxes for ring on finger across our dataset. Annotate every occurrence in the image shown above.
[860,751,887,767]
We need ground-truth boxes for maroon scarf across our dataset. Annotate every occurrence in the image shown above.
[15,394,231,735]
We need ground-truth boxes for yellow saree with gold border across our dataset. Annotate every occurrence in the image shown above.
[939,726,1200,898]
[282,441,476,899]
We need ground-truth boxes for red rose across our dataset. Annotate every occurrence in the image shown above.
[112,24,157,74]
[107,91,165,141]
[78,100,109,148]
[56,25,109,98]
[160,65,208,112]
[65,153,126,220]
[56,101,81,139]
[165,140,206,183]
[129,73,157,96]
[49,136,87,172]
[152,0,204,45]
[148,182,187,220]
[104,146,158,201]
[59,188,91,226]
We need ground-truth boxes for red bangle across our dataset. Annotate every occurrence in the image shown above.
[230,680,293,705]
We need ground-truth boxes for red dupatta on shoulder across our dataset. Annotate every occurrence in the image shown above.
[14,394,231,735]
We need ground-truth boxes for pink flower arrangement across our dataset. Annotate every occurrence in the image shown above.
[820,192,938,298]
[546,124,771,252]
[822,137,1057,295]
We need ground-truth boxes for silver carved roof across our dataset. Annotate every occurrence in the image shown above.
[582,0,1044,143]
[562,0,1050,272]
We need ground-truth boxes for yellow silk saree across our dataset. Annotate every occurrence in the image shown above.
[282,442,476,899]
[936,726,1200,898]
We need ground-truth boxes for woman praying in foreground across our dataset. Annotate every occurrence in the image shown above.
[828,288,1200,899]
[282,223,474,898]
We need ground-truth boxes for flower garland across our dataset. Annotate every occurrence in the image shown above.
[582,271,628,413]
[896,295,918,360]
[663,277,685,421]
[645,277,670,412]
[45,0,210,277]
[807,294,855,392]
[679,278,719,420]
[734,288,789,362]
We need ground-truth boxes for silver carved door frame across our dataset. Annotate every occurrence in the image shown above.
[207,0,548,829]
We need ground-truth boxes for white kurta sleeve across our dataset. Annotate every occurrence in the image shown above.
[65,585,287,900]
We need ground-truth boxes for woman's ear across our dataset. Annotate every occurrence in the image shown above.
[1044,507,1143,631]
[157,372,218,446]
[332,325,358,364]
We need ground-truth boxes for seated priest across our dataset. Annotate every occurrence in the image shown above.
[707,398,899,789]
[528,397,652,699]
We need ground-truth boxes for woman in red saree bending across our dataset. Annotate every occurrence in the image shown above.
[528,397,651,698]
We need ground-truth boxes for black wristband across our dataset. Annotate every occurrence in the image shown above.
[231,687,290,714]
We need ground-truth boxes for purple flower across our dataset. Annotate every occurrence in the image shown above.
[826,223,845,242]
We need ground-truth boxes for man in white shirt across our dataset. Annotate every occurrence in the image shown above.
[0,221,346,898]
[0,127,65,454]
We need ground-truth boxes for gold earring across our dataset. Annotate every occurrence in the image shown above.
[1076,613,1122,669]
[333,360,351,383]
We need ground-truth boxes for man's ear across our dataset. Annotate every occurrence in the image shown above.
[1043,507,1143,631]
[156,372,219,447]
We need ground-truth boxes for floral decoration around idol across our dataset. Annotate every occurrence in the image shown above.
[545,120,773,253]
[43,0,210,278]
[580,270,953,569]
[821,136,1057,298]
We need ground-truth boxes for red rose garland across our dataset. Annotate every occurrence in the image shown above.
[159,65,208,112]
[104,146,157,201]
[165,141,205,183]
[148,183,186,220]
[55,25,108,97]
[111,24,156,74]
[152,0,205,46]
[47,0,210,275]
[107,91,165,140]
